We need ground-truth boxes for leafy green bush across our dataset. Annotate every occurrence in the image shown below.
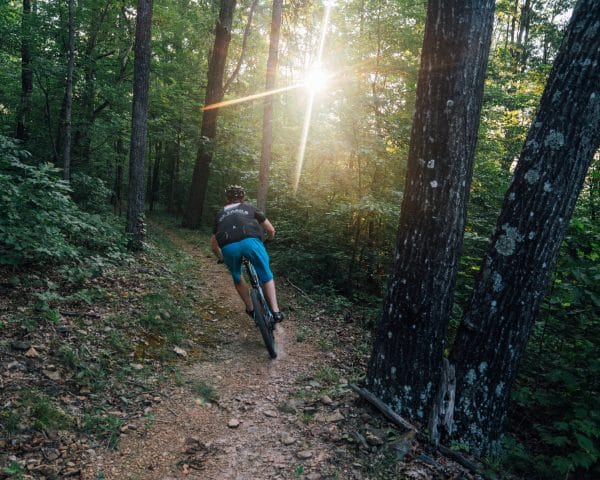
[70,172,113,213]
[507,216,600,478]
[0,135,127,268]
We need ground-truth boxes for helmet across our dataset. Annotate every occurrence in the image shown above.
[224,184,245,200]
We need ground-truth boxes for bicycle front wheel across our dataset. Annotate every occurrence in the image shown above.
[251,289,277,359]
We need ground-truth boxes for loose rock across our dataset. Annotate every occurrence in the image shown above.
[296,450,313,460]
[228,418,240,428]
[11,340,30,351]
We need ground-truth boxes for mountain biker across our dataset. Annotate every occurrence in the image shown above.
[210,185,284,323]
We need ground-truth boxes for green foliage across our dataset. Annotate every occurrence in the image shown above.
[314,365,340,385]
[506,214,600,478]
[0,136,127,268]
[2,462,24,480]
[82,414,123,449]
[70,173,113,213]
[57,345,110,391]
[0,408,20,437]
[138,291,186,346]
[190,380,218,403]
[20,389,72,432]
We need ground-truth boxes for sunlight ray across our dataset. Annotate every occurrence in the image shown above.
[293,2,334,193]
[202,84,301,111]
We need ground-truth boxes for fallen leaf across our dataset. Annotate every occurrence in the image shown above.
[24,347,40,358]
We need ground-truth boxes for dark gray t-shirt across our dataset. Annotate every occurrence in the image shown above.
[212,202,266,247]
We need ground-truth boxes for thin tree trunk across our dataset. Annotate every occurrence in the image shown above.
[167,117,182,213]
[126,0,153,250]
[224,0,258,93]
[447,0,600,454]
[183,0,236,228]
[62,0,76,181]
[146,150,153,197]
[113,138,125,216]
[257,0,283,212]
[71,0,111,169]
[517,0,532,67]
[590,157,599,221]
[16,0,32,142]
[37,76,59,163]
[149,141,161,213]
[366,0,496,428]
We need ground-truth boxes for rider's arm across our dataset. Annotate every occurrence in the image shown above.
[261,219,276,240]
[210,234,223,261]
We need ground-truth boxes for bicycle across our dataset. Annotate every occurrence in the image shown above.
[242,257,277,359]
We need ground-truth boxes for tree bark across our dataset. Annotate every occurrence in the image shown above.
[113,138,125,216]
[62,0,76,181]
[183,0,237,228]
[167,116,182,213]
[149,141,161,213]
[224,0,259,93]
[126,0,153,250]
[257,0,283,213]
[366,0,495,427]
[16,0,32,142]
[447,0,600,454]
[71,0,112,169]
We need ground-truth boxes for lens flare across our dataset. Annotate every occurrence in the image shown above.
[304,67,329,93]
[293,2,334,193]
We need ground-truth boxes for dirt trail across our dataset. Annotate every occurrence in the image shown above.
[82,229,357,480]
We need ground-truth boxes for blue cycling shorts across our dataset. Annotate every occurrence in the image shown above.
[221,237,274,284]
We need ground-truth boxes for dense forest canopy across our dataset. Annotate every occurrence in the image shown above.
[1,0,599,478]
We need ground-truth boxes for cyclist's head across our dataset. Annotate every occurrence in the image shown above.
[225,184,245,202]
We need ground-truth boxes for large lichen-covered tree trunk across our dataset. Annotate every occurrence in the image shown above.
[126,0,153,250]
[448,0,600,454]
[183,0,237,228]
[366,0,495,425]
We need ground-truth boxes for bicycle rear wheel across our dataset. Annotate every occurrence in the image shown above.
[251,289,277,359]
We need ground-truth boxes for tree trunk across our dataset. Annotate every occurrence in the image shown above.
[16,0,32,142]
[167,117,182,213]
[71,0,112,169]
[445,0,600,455]
[183,0,236,228]
[149,142,161,213]
[62,0,76,181]
[224,0,258,93]
[257,0,283,213]
[516,0,532,68]
[126,0,153,250]
[366,0,495,427]
[113,138,125,216]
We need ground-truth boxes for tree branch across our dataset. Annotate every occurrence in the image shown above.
[350,383,484,477]
[223,0,259,93]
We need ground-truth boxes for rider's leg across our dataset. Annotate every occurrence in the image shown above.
[243,238,283,319]
[221,242,253,314]
[234,279,253,312]
[262,280,280,313]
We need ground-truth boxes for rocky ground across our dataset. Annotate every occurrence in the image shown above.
[1,226,484,480]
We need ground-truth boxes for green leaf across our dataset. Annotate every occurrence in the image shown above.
[575,433,598,456]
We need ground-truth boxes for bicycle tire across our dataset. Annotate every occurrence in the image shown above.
[251,289,277,359]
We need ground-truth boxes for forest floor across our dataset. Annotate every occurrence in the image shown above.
[0,223,485,480]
